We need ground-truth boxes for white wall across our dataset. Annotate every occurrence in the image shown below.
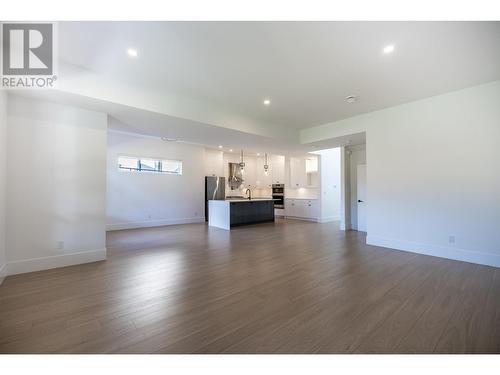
[302,80,500,267]
[0,92,7,283]
[106,131,205,230]
[348,144,366,230]
[6,95,107,275]
[317,148,341,222]
[205,149,224,177]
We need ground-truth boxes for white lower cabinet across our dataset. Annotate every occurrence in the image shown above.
[307,200,319,219]
[285,199,296,217]
[285,199,318,221]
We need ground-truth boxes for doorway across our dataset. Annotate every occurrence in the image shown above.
[356,164,367,232]
[341,142,366,231]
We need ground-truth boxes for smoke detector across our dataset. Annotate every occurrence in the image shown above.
[345,95,357,103]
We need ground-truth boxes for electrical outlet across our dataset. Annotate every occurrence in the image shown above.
[147,214,152,220]
[57,241,64,250]
[448,235,455,244]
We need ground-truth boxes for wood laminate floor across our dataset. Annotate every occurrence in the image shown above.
[0,219,499,353]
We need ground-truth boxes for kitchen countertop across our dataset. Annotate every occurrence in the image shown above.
[215,198,278,203]
[285,197,319,200]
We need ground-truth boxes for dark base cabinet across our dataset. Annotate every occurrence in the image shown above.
[229,200,275,227]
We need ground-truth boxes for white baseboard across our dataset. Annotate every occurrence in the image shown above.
[0,263,6,285]
[6,248,107,276]
[106,217,204,231]
[285,215,340,223]
[318,216,340,223]
[285,216,319,223]
[367,235,500,268]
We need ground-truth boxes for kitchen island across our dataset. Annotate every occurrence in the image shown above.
[208,199,275,230]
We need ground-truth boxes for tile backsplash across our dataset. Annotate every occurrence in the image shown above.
[226,186,319,199]
[286,188,319,199]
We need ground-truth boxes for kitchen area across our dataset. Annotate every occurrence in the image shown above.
[205,149,321,230]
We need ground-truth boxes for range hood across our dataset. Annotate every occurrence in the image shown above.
[228,162,243,190]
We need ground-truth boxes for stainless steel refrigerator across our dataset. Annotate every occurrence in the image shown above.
[205,176,225,221]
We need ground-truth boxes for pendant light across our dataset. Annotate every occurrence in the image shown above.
[239,149,245,171]
[263,153,269,175]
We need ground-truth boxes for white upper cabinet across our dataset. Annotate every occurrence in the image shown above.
[290,156,319,188]
[306,156,319,188]
[241,156,256,188]
[255,156,273,188]
[271,154,285,185]
[290,157,307,188]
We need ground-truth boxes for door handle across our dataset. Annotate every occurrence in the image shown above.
[358,200,364,203]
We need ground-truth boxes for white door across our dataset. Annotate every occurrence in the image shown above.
[357,164,367,232]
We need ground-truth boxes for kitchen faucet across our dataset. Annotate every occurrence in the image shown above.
[245,188,252,200]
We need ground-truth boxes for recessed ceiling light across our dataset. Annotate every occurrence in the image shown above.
[263,99,271,106]
[346,95,357,104]
[127,48,138,57]
[229,149,233,152]
[256,153,260,156]
[382,45,395,54]
[218,145,223,149]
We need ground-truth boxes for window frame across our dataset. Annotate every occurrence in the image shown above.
[117,155,183,175]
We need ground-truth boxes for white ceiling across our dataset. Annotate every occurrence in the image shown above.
[59,21,500,130]
[12,89,345,157]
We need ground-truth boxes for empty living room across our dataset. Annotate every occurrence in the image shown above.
[1,1,500,374]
